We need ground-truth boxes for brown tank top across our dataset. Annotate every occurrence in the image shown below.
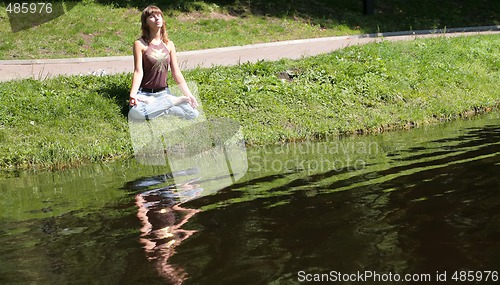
[141,41,170,89]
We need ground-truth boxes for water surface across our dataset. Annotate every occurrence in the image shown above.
[1,112,499,284]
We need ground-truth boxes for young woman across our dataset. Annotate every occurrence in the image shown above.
[128,5,199,121]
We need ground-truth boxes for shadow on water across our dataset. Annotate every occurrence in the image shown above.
[0,113,499,284]
[177,118,500,284]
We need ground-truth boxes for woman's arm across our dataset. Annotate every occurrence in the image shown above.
[168,41,198,108]
[129,40,145,106]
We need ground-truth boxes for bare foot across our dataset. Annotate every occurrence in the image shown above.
[170,96,190,106]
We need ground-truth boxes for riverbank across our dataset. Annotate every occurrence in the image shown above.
[1,34,499,170]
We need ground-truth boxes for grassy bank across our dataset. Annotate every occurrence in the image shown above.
[0,34,499,170]
[0,0,499,59]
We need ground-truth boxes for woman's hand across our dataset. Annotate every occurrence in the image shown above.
[186,94,198,108]
[129,96,137,106]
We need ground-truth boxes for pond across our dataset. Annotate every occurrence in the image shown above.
[1,112,499,284]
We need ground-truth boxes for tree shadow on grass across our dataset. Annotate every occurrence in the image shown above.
[92,0,499,33]
[95,73,131,117]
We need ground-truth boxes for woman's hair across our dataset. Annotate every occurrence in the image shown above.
[141,5,169,44]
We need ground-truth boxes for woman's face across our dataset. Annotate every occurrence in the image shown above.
[147,13,163,29]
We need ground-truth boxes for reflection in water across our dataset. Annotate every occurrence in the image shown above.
[130,173,203,284]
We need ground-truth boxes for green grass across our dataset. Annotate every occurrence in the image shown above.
[0,0,498,59]
[193,34,500,143]
[0,74,132,169]
[0,35,499,170]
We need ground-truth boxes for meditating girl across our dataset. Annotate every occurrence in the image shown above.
[128,5,199,121]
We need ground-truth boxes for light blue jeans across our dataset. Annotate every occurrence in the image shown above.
[128,88,199,121]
